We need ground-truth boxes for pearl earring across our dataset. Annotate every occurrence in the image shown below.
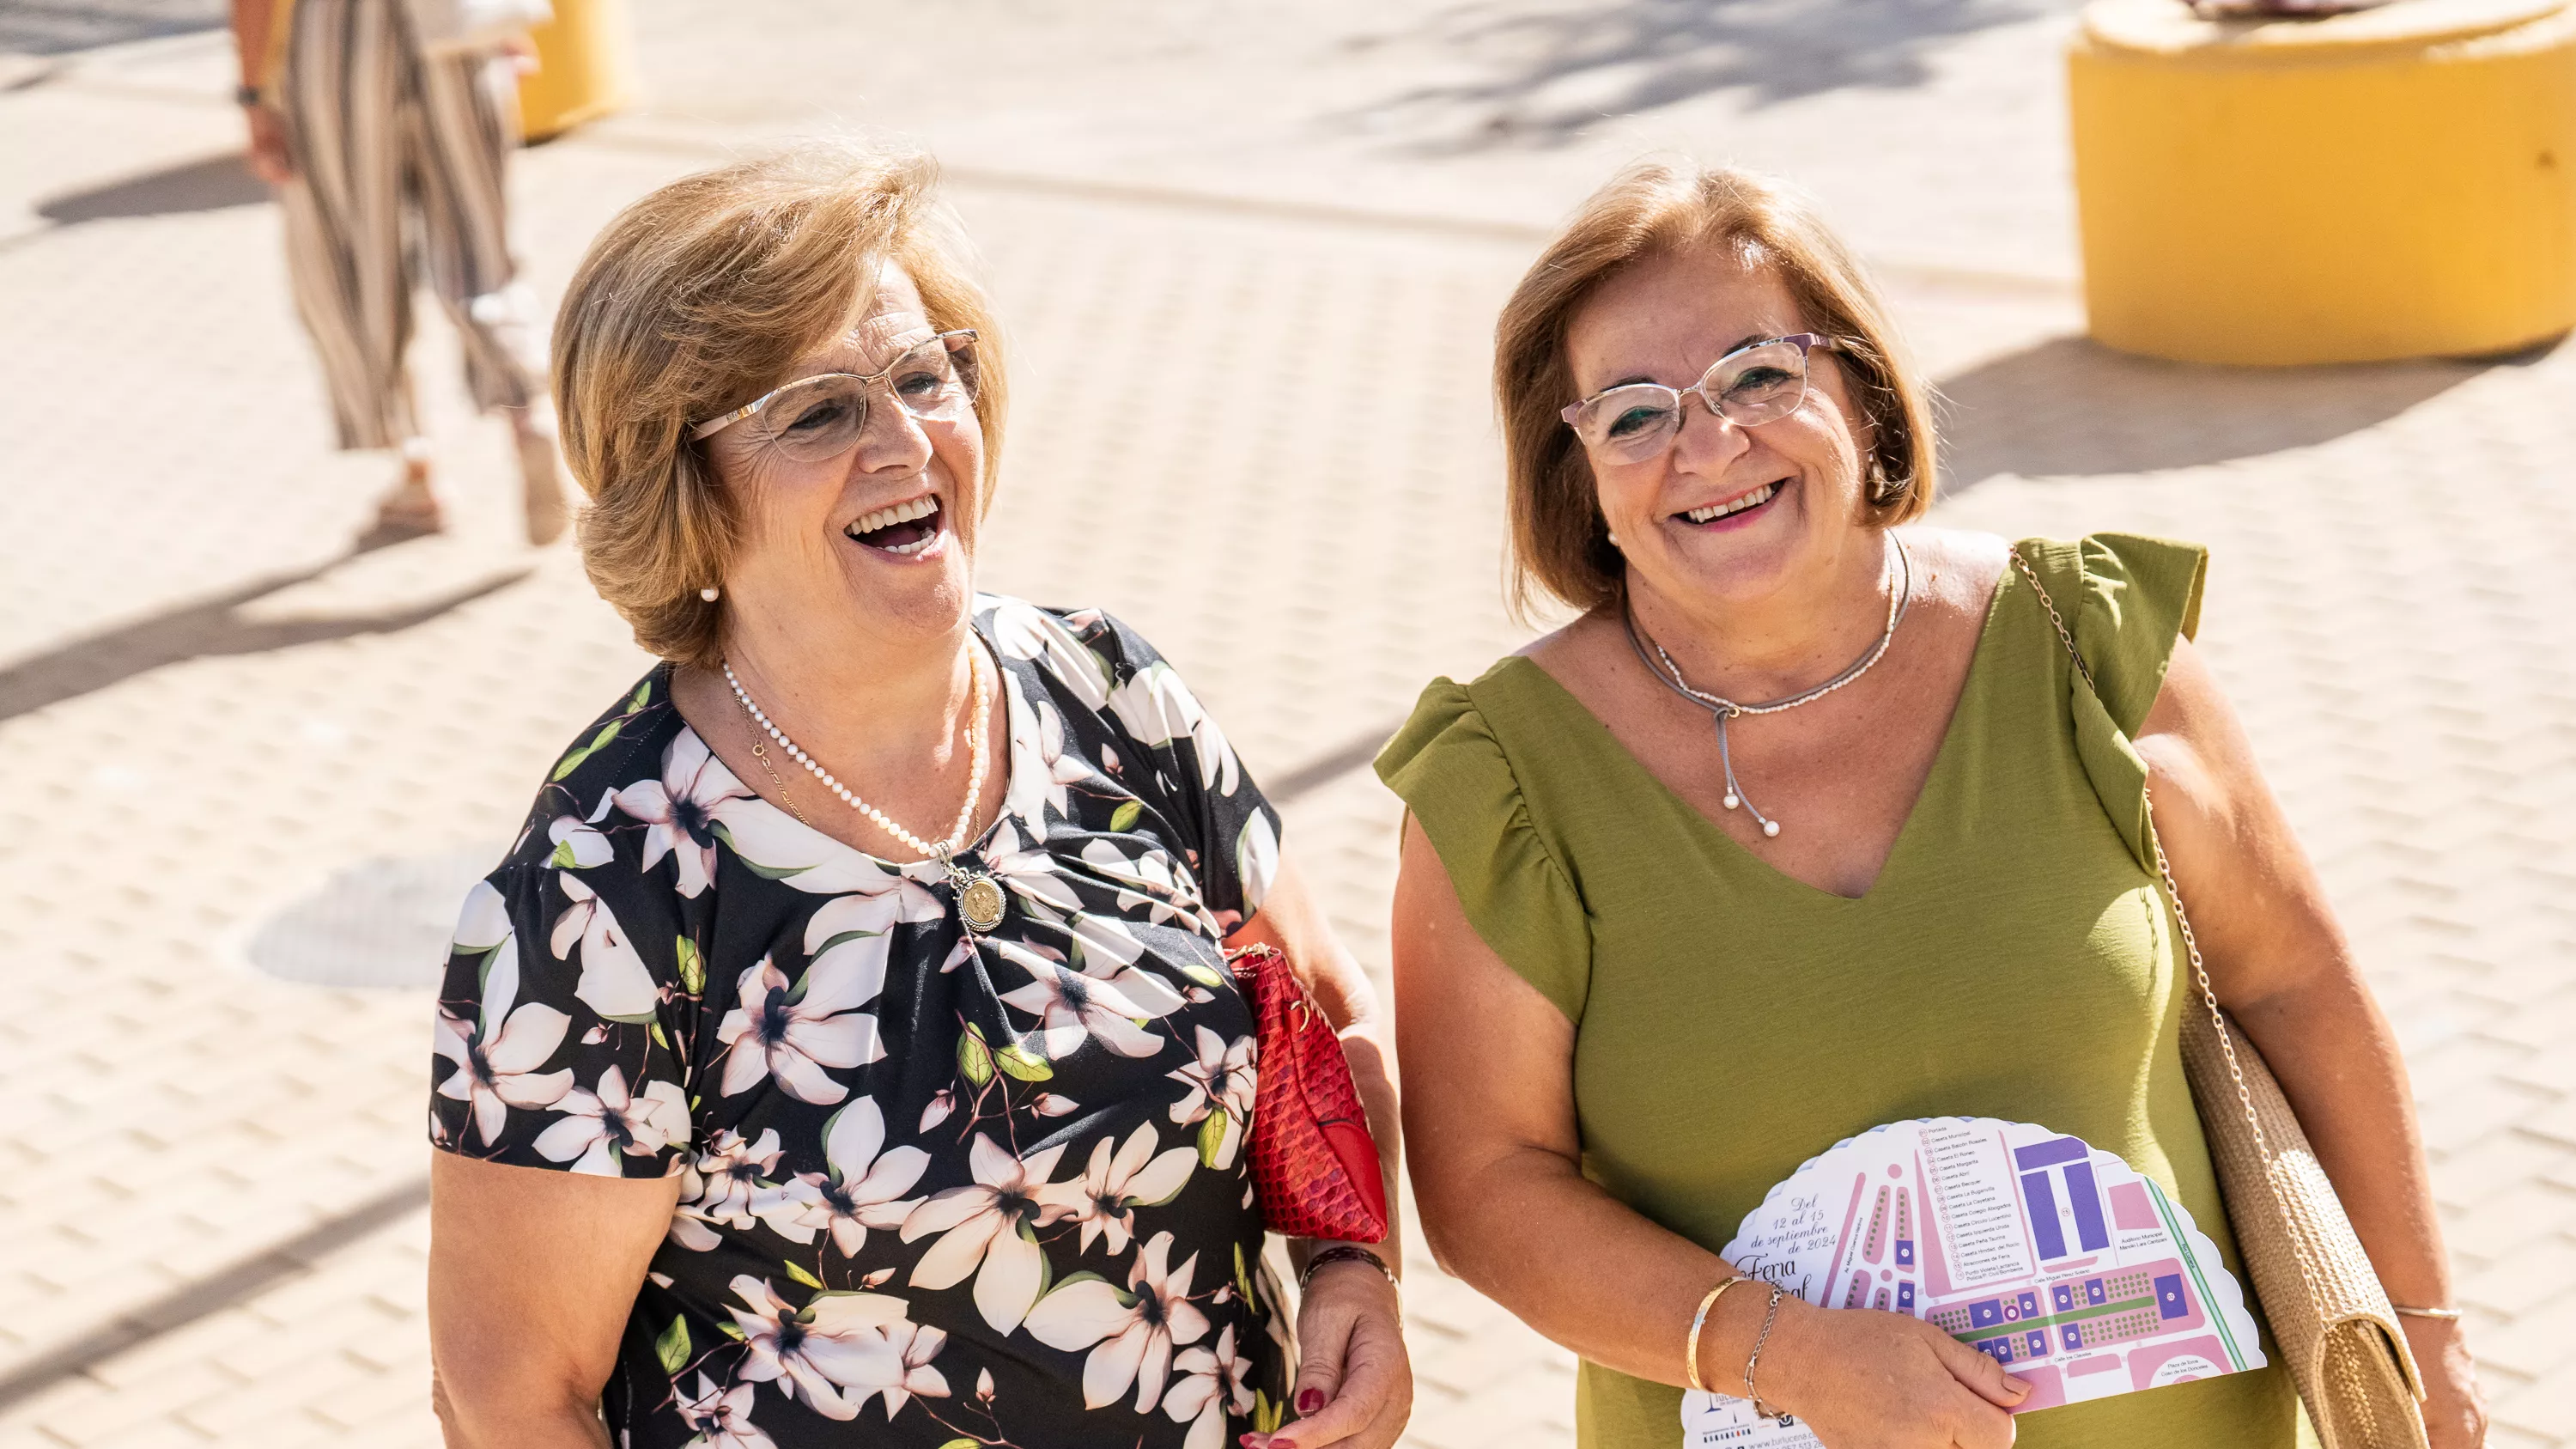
[1607,531,1621,547]
[700,587,720,603]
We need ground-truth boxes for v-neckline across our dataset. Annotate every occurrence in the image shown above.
[1515,561,2017,905]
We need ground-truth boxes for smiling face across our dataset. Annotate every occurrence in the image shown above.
[702,259,987,654]
[1564,241,1876,614]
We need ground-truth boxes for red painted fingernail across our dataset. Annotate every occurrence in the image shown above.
[1297,1388,1326,1413]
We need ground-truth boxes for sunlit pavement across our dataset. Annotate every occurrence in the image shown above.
[3,3,2572,1445]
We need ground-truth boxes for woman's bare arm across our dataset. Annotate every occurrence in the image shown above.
[428,1153,685,1448]
[1229,853,1413,1448]
[2136,637,2485,1447]
[1394,819,2025,1448]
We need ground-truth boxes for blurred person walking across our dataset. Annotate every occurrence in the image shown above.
[229,0,569,545]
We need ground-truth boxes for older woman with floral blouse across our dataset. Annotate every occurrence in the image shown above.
[425,142,1409,1449]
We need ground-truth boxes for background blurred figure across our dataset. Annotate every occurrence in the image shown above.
[230,0,569,545]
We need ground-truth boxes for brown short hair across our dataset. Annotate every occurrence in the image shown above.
[552,141,1008,668]
[1493,161,1935,618]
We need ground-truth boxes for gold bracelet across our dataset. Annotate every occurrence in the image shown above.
[1685,1277,1751,1393]
[2391,1305,2461,1321]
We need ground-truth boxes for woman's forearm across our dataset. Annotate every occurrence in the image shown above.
[2233,968,2452,1310]
[1418,1141,1767,1388]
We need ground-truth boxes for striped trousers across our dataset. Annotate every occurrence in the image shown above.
[276,0,543,452]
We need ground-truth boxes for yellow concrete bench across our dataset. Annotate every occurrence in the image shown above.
[518,0,638,143]
[2069,0,2576,363]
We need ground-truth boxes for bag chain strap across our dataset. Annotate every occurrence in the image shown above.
[2007,549,2332,1319]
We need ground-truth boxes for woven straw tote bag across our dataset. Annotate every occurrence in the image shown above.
[2014,550,2429,1449]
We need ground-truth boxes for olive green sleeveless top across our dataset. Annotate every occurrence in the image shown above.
[1376,535,2300,1449]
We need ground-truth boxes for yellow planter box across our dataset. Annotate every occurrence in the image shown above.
[517,0,638,143]
[2069,0,2576,363]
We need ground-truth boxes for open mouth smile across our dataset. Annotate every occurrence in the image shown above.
[1677,478,1785,528]
[845,496,945,557]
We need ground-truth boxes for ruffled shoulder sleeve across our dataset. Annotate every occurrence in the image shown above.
[1374,674,1594,1023]
[2019,533,2208,871]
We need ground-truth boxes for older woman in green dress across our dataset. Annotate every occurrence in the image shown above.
[1378,162,2485,1448]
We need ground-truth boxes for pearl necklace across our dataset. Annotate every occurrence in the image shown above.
[722,651,1009,932]
[1624,535,1913,840]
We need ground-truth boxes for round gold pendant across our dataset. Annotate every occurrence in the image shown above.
[957,874,1006,934]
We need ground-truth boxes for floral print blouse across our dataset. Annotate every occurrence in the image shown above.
[430,599,1294,1449]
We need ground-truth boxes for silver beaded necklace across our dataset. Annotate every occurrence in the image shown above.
[721,651,1010,933]
[1624,535,1914,840]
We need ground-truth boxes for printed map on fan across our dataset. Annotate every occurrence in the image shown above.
[1680,1117,2265,1447]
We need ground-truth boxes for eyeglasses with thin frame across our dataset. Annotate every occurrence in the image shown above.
[690,329,981,461]
[1560,332,1836,465]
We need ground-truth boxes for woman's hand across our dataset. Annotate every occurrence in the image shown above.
[1262,1259,1412,1449]
[2405,1318,2490,1449]
[1757,1296,2027,1449]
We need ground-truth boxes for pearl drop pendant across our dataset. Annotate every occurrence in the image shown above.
[1762,820,1782,838]
[1722,794,1741,811]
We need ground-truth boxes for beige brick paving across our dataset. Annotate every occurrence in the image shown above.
[3,3,2571,1446]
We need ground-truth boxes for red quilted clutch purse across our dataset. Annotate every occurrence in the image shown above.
[1228,943,1390,1243]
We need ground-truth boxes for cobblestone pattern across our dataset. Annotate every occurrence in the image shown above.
[3,4,2570,1447]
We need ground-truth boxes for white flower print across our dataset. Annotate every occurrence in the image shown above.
[850,1319,952,1419]
[434,886,572,1145]
[984,819,1083,915]
[674,1373,776,1449]
[995,945,1182,1060]
[726,1274,914,1422]
[531,1064,690,1175]
[1039,1122,1198,1255]
[670,1127,790,1250]
[1163,1324,1255,1449]
[1007,691,1095,832]
[1233,809,1279,916]
[1078,837,1212,932]
[771,1098,931,1257]
[900,1134,1075,1334]
[545,813,613,868]
[550,872,658,1023]
[715,953,887,1105]
[987,597,1113,709]
[1167,1026,1258,1170]
[800,878,945,998]
[613,731,752,898]
[1024,1230,1211,1413]
[1105,661,1242,797]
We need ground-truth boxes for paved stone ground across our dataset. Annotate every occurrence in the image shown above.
[2,3,2570,1446]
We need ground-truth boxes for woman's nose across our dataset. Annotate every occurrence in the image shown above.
[1669,397,1752,473]
[853,392,936,474]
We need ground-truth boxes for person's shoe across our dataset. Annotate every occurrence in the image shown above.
[357,462,445,551]
[515,418,572,546]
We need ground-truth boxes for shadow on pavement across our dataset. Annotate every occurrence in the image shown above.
[1340,0,2074,151]
[36,150,270,224]
[0,553,533,723]
[0,0,223,57]
[1936,335,2494,490]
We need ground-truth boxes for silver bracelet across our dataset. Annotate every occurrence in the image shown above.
[1743,1283,1786,1417]
[1300,1244,1397,1293]
[2391,1304,2462,1321]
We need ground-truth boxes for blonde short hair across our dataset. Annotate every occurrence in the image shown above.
[1493,161,1935,618]
[553,141,1007,668]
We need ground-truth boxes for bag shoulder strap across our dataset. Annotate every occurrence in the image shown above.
[2007,549,2283,1169]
